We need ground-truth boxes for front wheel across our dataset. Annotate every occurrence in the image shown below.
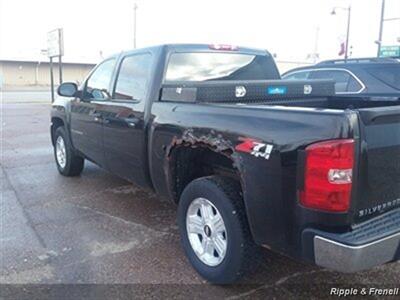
[53,126,84,176]
[177,176,259,284]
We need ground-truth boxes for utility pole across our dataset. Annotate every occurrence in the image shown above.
[376,0,400,57]
[377,0,386,57]
[133,3,138,49]
[344,6,351,61]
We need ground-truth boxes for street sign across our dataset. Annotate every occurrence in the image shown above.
[47,28,64,58]
[379,45,400,58]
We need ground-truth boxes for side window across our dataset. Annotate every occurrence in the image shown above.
[310,70,362,93]
[283,71,310,80]
[113,53,152,102]
[84,59,116,100]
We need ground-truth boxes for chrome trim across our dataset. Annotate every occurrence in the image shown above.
[314,232,400,273]
[283,68,366,94]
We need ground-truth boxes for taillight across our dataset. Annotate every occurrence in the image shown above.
[299,139,354,212]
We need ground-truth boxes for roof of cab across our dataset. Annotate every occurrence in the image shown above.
[120,43,271,57]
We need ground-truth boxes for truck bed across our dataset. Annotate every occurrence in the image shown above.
[222,98,400,224]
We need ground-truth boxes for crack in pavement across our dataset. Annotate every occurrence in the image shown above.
[72,203,177,235]
[227,269,331,300]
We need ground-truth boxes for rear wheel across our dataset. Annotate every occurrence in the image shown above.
[178,176,259,284]
[54,126,84,176]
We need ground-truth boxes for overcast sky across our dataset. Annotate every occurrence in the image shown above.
[0,0,399,64]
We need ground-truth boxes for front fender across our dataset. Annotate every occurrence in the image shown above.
[50,97,72,146]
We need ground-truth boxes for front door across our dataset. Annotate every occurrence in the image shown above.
[101,53,153,187]
[70,58,116,166]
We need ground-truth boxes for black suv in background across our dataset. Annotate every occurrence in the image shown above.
[282,58,400,97]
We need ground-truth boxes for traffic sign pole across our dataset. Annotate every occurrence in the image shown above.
[50,57,55,102]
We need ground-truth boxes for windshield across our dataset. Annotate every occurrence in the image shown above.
[165,52,280,82]
[366,65,400,90]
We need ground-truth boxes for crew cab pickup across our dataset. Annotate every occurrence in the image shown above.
[51,44,400,284]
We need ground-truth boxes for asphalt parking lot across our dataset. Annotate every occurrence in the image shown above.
[1,89,399,299]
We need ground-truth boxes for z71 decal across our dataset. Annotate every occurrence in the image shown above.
[235,138,274,160]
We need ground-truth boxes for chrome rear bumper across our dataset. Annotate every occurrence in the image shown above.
[314,232,400,273]
[302,208,400,273]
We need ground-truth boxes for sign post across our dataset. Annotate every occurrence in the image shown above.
[47,28,64,102]
[49,57,54,102]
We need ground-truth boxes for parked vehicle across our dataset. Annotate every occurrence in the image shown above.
[51,44,400,284]
[282,57,400,97]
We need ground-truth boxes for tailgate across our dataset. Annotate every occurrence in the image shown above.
[355,105,400,221]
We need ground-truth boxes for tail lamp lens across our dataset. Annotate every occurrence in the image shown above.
[299,139,354,212]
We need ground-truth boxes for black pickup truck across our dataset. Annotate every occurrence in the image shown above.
[51,44,400,284]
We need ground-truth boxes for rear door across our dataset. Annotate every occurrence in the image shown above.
[70,58,116,166]
[355,105,400,221]
[101,52,153,187]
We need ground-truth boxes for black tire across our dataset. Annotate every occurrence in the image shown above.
[178,175,260,284]
[53,126,84,176]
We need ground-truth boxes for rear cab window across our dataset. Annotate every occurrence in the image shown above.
[165,52,280,82]
[109,52,154,112]
[113,53,153,102]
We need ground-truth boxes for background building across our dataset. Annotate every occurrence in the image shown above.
[0,59,96,88]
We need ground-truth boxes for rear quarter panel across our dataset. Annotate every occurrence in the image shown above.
[149,101,359,254]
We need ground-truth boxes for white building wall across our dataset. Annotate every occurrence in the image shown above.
[0,61,96,87]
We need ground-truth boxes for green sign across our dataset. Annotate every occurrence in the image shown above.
[379,45,400,58]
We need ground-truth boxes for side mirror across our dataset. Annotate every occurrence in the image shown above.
[57,82,78,97]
